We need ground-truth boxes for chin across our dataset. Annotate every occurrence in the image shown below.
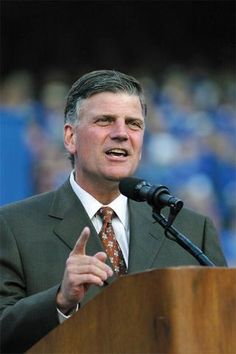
[102,166,137,182]
[105,172,133,183]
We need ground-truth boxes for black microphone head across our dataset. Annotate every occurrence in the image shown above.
[119,177,183,216]
[119,177,145,200]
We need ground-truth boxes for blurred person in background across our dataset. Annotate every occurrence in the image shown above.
[34,72,71,193]
[137,67,236,266]
[0,70,227,353]
[0,70,45,203]
[0,70,72,200]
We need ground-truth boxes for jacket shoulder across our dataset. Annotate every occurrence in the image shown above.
[0,178,72,220]
[0,190,55,216]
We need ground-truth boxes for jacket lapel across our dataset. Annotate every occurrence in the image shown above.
[48,179,103,256]
[128,200,166,273]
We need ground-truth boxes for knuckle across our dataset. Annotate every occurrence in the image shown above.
[87,264,94,273]
[87,274,96,283]
[91,256,99,266]
[87,257,95,266]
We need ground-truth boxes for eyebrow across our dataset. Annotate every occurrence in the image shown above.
[94,114,144,121]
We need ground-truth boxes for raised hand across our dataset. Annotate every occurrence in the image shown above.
[56,226,113,314]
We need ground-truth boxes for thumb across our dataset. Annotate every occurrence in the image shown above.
[71,226,90,256]
[94,251,107,263]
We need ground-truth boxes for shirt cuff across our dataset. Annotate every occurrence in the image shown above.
[57,304,80,324]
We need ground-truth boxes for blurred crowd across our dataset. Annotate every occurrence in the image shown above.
[0,67,235,265]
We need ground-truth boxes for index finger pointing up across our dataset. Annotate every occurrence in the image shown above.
[71,226,91,256]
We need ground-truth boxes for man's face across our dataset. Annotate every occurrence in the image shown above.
[64,92,145,190]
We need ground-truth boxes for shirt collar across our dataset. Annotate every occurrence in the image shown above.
[69,171,129,229]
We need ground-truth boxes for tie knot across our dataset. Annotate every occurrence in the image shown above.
[97,207,115,223]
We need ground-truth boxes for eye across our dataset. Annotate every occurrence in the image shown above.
[95,116,112,126]
[127,119,144,130]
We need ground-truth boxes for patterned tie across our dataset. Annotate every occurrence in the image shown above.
[97,207,127,276]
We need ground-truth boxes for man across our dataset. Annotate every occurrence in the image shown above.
[0,70,226,353]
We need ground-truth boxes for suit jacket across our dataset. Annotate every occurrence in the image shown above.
[0,179,226,353]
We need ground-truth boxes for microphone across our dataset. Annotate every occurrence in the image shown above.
[119,177,183,212]
[119,177,215,266]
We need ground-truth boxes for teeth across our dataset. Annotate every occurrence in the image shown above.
[106,149,127,156]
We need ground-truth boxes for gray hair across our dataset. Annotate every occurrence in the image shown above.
[64,70,146,124]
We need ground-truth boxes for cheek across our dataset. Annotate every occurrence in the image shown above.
[76,135,99,161]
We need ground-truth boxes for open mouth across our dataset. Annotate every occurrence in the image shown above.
[105,148,128,157]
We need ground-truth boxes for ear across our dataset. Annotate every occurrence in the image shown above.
[64,124,77,154]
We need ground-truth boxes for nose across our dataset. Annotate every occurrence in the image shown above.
[109,120,128,141]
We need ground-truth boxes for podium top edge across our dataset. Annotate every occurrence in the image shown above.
[122,266,233,278]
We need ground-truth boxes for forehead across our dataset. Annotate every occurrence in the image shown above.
[78,92,144,118]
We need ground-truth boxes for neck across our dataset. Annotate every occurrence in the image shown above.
[75,173,120,205]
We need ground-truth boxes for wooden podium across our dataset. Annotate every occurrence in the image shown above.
[27,267,236,354]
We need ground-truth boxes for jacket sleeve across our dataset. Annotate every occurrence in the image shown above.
[0,215,60,354]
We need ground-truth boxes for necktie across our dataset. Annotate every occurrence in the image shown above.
[97,207,127,276]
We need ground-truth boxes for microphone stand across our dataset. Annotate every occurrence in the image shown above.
[152,207,215,267]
